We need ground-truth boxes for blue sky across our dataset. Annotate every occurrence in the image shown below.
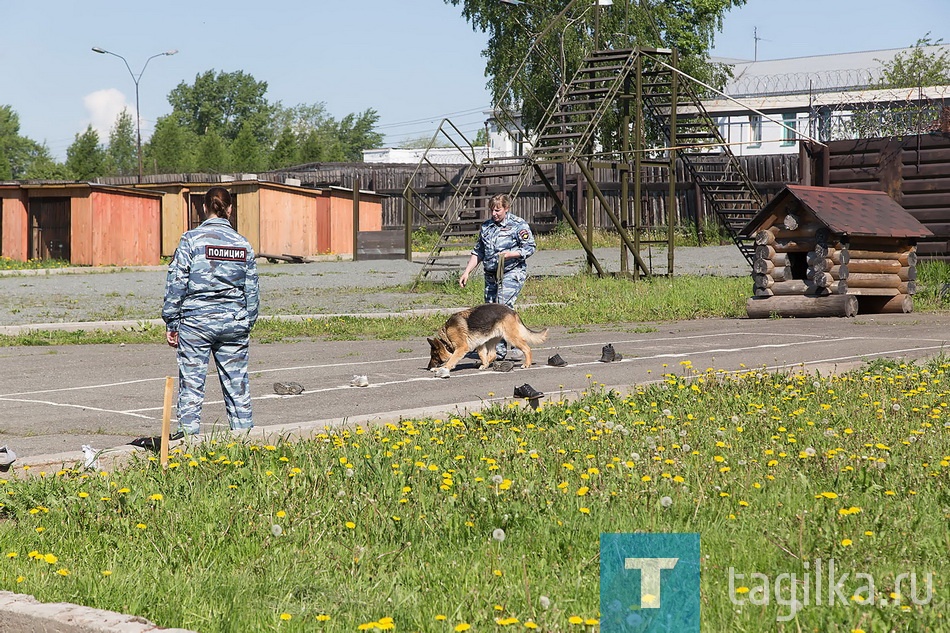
[3,0,947,161]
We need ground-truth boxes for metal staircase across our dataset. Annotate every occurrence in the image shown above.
[530,48,641,164]
[637,51,763,264]
[407,41,767,279]
[414,156,531,279]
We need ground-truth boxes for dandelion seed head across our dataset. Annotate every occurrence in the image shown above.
[271,524,283,537]
[492,528,506,542]
[539,596,551,610]
[491,474,504,484]
[660,496,673,508]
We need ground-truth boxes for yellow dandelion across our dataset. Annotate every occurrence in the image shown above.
[43,553,58,565]
[56,568,69,576]
[280,613,292,621]
[77,492,89,499]
[841,539,853,546]
[149,493,163,501]
[568,615,584,625]
[276,510,287,518]
[524,622,538,629]
[101,570,112,576]
[576,486,589,496]
[345,521,356,529]
[455,624,471,632]
[136,523,147,530]
[315,614,331,621]
[579,507,590,514]
[435,615,447,621]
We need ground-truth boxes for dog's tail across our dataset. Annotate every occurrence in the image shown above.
[517,317,549,345]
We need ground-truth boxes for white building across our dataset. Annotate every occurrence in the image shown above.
[707,45,950,155]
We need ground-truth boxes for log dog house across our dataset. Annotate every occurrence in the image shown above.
[741,185,933,318]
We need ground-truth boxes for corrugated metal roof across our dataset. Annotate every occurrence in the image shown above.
[742,185,933,239]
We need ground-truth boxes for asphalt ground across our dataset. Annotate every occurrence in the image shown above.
[2,311,948,470]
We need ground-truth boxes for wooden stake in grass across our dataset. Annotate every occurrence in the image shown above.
[160,376,174,469]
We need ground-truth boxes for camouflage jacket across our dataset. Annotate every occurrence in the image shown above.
[472,212,536,273]
[162,217,259,332]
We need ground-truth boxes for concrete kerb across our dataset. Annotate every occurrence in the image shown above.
[0,590,196,633]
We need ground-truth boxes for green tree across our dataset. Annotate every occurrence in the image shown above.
[269,126,300,169]
[878,35,950,88]
[144,115,197,174]
[21,142,71,180]
[230,122,267,172]
[104,110,137,177]
[297,128,344,163]
[65,126,106,180]
[167,70,275,144]
[445,0,745,132]
[194,128,229,173]
[0,105,66,179]
[337,109,384,161]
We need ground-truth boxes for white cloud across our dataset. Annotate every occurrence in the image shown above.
[83,89,132,140]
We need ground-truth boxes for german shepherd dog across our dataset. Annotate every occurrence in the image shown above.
[428,303,549,371]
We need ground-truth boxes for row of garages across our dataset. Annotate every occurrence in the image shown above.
[0,177,384,266]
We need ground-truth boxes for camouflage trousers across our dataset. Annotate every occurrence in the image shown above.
[484,265,527,357]
[176,315,253,435]
[484,265,526,307]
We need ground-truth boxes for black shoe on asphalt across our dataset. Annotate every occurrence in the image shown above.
[491,360,515,372]
[599,344,616,363]
[130,431,186,452]
[514,383,544,399]
[547,353,567,367]
[274,381,305,395]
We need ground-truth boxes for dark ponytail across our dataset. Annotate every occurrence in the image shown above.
[204,187,232,218]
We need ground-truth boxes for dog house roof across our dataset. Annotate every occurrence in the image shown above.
[741,185,933,239]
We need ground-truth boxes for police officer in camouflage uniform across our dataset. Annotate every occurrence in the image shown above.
[459,193,536,360]
[162,187,259,436]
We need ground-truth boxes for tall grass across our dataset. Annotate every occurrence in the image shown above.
[1,357,947,631]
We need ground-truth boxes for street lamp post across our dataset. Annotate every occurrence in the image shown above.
[91,47,178,183]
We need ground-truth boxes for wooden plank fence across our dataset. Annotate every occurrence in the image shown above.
[272,154,800,240]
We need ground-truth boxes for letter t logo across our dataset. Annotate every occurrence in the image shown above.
[624,558,679,608]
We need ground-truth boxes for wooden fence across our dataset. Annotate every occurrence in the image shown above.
[272,154,800,239]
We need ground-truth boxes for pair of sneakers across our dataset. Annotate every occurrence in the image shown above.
[274,381,305,395]
[599,344,623,363]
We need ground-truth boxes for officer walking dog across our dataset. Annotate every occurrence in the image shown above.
[162,187,259,437]
[458,193,536,361]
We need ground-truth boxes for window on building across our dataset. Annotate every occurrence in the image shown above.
[748,115,762,147]
[781,113,797,146]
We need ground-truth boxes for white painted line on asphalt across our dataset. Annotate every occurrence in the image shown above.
[0,396,156,419]
[0,377,165,398]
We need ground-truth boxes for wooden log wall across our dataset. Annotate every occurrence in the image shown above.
[747,211,919,317]
[819,133,950,260]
